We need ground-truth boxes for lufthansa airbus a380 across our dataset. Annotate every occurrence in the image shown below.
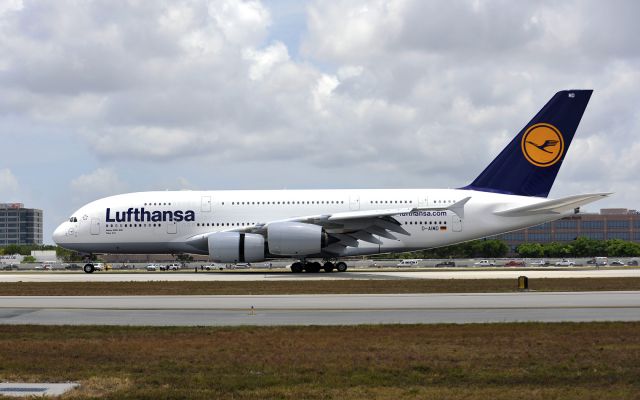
[54,90,609,273]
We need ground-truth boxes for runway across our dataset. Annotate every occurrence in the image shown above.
[2,291,639,326]
[2,268,640,282]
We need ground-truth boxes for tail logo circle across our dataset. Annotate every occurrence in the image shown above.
[521,123,564,167]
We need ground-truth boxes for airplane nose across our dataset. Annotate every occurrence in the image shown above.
[52,223,67,245]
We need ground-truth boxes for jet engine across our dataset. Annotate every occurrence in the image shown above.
[267,222,327,256]
[207,232,265,263]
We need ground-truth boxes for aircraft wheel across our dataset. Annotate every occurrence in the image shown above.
[336,262,348,272]
[290,262,303,273]
[83,264,95,274]
[306,262,321,273]
[323,262,334,272]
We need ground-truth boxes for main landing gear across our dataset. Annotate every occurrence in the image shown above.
[290,260,348,273]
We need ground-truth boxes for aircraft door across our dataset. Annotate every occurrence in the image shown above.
[349,195,360,211]
[452,215,462,232]
[201,196,212,212]
[90,218,101,235]
[167,221,177,234]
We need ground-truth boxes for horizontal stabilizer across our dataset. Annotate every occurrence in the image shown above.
[494,193,612,217]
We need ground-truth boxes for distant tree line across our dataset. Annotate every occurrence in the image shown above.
[516,237,640,258]
[376,236,640,259]
[377,239,510,260]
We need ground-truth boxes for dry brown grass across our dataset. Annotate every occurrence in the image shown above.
[0,323,639,399]
[0,277,639,296]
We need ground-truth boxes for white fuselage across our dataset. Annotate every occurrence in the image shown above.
[53,188,565,258]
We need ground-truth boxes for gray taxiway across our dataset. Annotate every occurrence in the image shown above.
[2,268,640,282]
[2,291,639,326]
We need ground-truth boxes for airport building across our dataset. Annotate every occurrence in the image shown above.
[489,208,640,255]
[0,203,43,245]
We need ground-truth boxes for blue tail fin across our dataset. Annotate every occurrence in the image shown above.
[464,89,592,197]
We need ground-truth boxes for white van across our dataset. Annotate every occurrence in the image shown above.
[397,259,420,267]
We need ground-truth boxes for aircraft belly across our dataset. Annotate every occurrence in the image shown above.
[61,241,206,255]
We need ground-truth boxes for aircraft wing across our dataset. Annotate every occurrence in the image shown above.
[227,197,471,255]
[493,193,612,217]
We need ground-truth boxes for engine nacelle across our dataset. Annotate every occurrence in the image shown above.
[267,222,326,256]
[207,232,265,263]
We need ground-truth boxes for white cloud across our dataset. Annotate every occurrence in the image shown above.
[0,0,22,17]
[0,168,19,200]
[243,41,289,80]
[70,168,127,204]
[208,0,271,45]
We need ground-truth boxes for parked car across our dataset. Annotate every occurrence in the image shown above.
[555,259,575,266]
[529,260,550,266]
[474,260,495,266]
[610,260,625,266]
[2,264,19,271]
[435,261,456,267]
[504,260,525,267]
[64,263,82,270]
[587,257,608,266]
[160,263,181,271]
[146,264,159,271]
[202,264,220,271]
[628,260,639,266]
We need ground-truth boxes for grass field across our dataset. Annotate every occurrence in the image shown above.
[0,277,639,296]
[0,323,639,399]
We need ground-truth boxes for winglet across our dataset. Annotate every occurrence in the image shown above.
[414,196,471,219]
[448,196,471,219]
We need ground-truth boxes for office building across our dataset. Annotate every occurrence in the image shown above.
[490,208,640,255]
[0,203,43,245]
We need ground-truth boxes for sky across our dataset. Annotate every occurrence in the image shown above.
[1,0,639,244]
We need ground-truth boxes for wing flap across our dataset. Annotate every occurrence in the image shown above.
[349,231,383,245]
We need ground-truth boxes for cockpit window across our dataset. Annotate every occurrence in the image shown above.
[69,217,78,223]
